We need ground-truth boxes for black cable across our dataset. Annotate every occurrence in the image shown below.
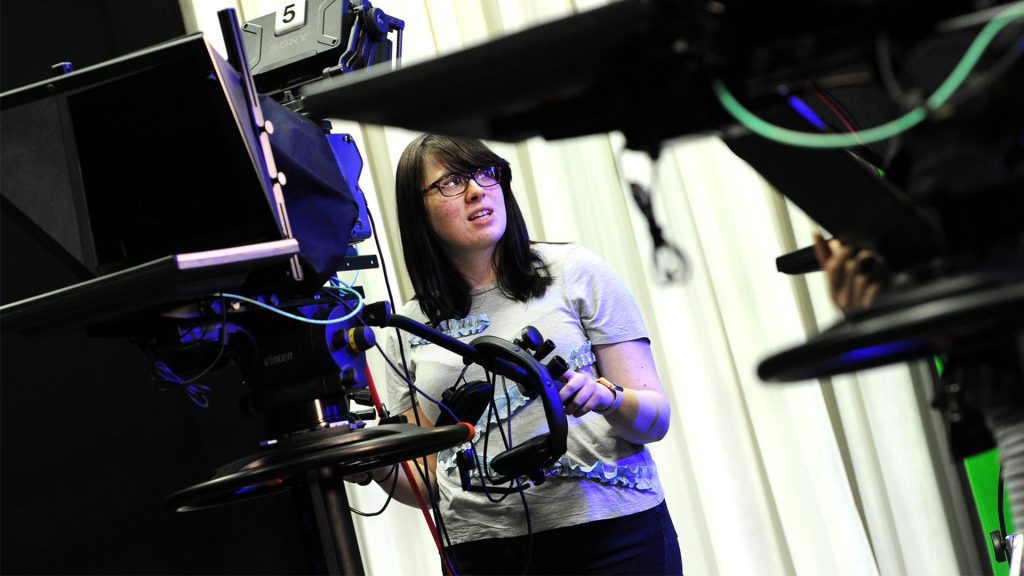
[366,209,413,396]
[369,334,460,552]
[321,282,460,572]
[373,342,460,423]
[808,87,891,169]
[875,33,919,109]
[429,365,474,546]
[412,456,456,553]
[313,288,416,523]
[319,285,364,319]
[484,376,515,479]
[366,209,458,572]
[367,209,439,517]
[145,302,219,358]
[389,400,458,570]
[365,207,415,415]
[515,477,534,576]
[478,400,503,502]
[349,464,400,517]
[182,302,229,386]
[371,343,457,553]
[816,87,864,131]
[166,313,217,352]
[401,377,457,562]
[455,363,471,388]
[998,464,1007,540]
[429,366,537,575]
[317,278,450,541]
[501,377,513,450]
[146,298,231,407]
[496,379,532,576]
[945,25,1024,108]
[479,391,514,503]
[312,280,459,570]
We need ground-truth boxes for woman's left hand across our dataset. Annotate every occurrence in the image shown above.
[550,340,670,444]
[559,370,614,417]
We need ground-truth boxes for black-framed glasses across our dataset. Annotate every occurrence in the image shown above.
[423,165,503,197]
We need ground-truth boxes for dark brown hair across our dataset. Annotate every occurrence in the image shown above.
[394,135,551,325]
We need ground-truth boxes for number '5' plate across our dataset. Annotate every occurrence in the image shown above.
[275,1,307,35]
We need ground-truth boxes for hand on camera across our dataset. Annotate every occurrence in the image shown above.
[813,232,888,314]
[559,370,615,418]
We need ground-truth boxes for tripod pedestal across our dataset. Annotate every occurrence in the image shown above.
[169,423,472,575]
[293,466,365,575]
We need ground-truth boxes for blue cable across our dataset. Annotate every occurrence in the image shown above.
[376,344,461,424]
[216,287,365,324]
[786,95,829,131]
[329,270,360,289]
[223,283,460,423]
[154,286,365,409]
[153,361,212,408]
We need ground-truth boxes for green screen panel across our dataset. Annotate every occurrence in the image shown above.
[964,448,1018,576]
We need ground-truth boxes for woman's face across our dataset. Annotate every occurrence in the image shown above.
[421,154,507,259]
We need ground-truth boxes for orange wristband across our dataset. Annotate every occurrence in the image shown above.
[594,377,624,415]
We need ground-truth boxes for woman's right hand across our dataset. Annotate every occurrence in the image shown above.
[813,232,887,314]
[339,406,439,508]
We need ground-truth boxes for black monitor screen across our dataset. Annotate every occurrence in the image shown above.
[67,52,282,273]
[1,34,284,279]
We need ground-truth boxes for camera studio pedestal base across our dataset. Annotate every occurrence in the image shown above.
[168,422,472,575]
[759,260,1024,531]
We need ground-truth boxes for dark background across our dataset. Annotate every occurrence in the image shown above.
[2,1,309,573]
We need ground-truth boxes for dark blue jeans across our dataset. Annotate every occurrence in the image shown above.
[446,500,682,575]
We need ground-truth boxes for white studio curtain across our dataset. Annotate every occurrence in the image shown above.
[182,1,984,574]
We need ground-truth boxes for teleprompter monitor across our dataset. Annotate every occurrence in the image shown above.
[0,33,294,331]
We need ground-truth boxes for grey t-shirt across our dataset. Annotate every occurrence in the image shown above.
[383,243,665,544]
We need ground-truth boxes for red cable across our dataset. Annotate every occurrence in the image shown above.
[365,364,386,413]
[814,90,862,138]
[364,367,455,576]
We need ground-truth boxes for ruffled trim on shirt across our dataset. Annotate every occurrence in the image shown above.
[566,340,596,371]
[544,457,658,490]
[435,383,658,490]
[481,383,531,425]
[438,453,657,491]
[437,383,532,472]
[409,313,491,347]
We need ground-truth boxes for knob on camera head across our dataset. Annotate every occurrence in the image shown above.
[514,326,557,364]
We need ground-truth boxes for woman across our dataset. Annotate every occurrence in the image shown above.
[362,134,681,575]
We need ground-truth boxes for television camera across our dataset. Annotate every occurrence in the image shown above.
[284,0,1024,547]
[3,0,1023,571]
[0,1,572,573]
